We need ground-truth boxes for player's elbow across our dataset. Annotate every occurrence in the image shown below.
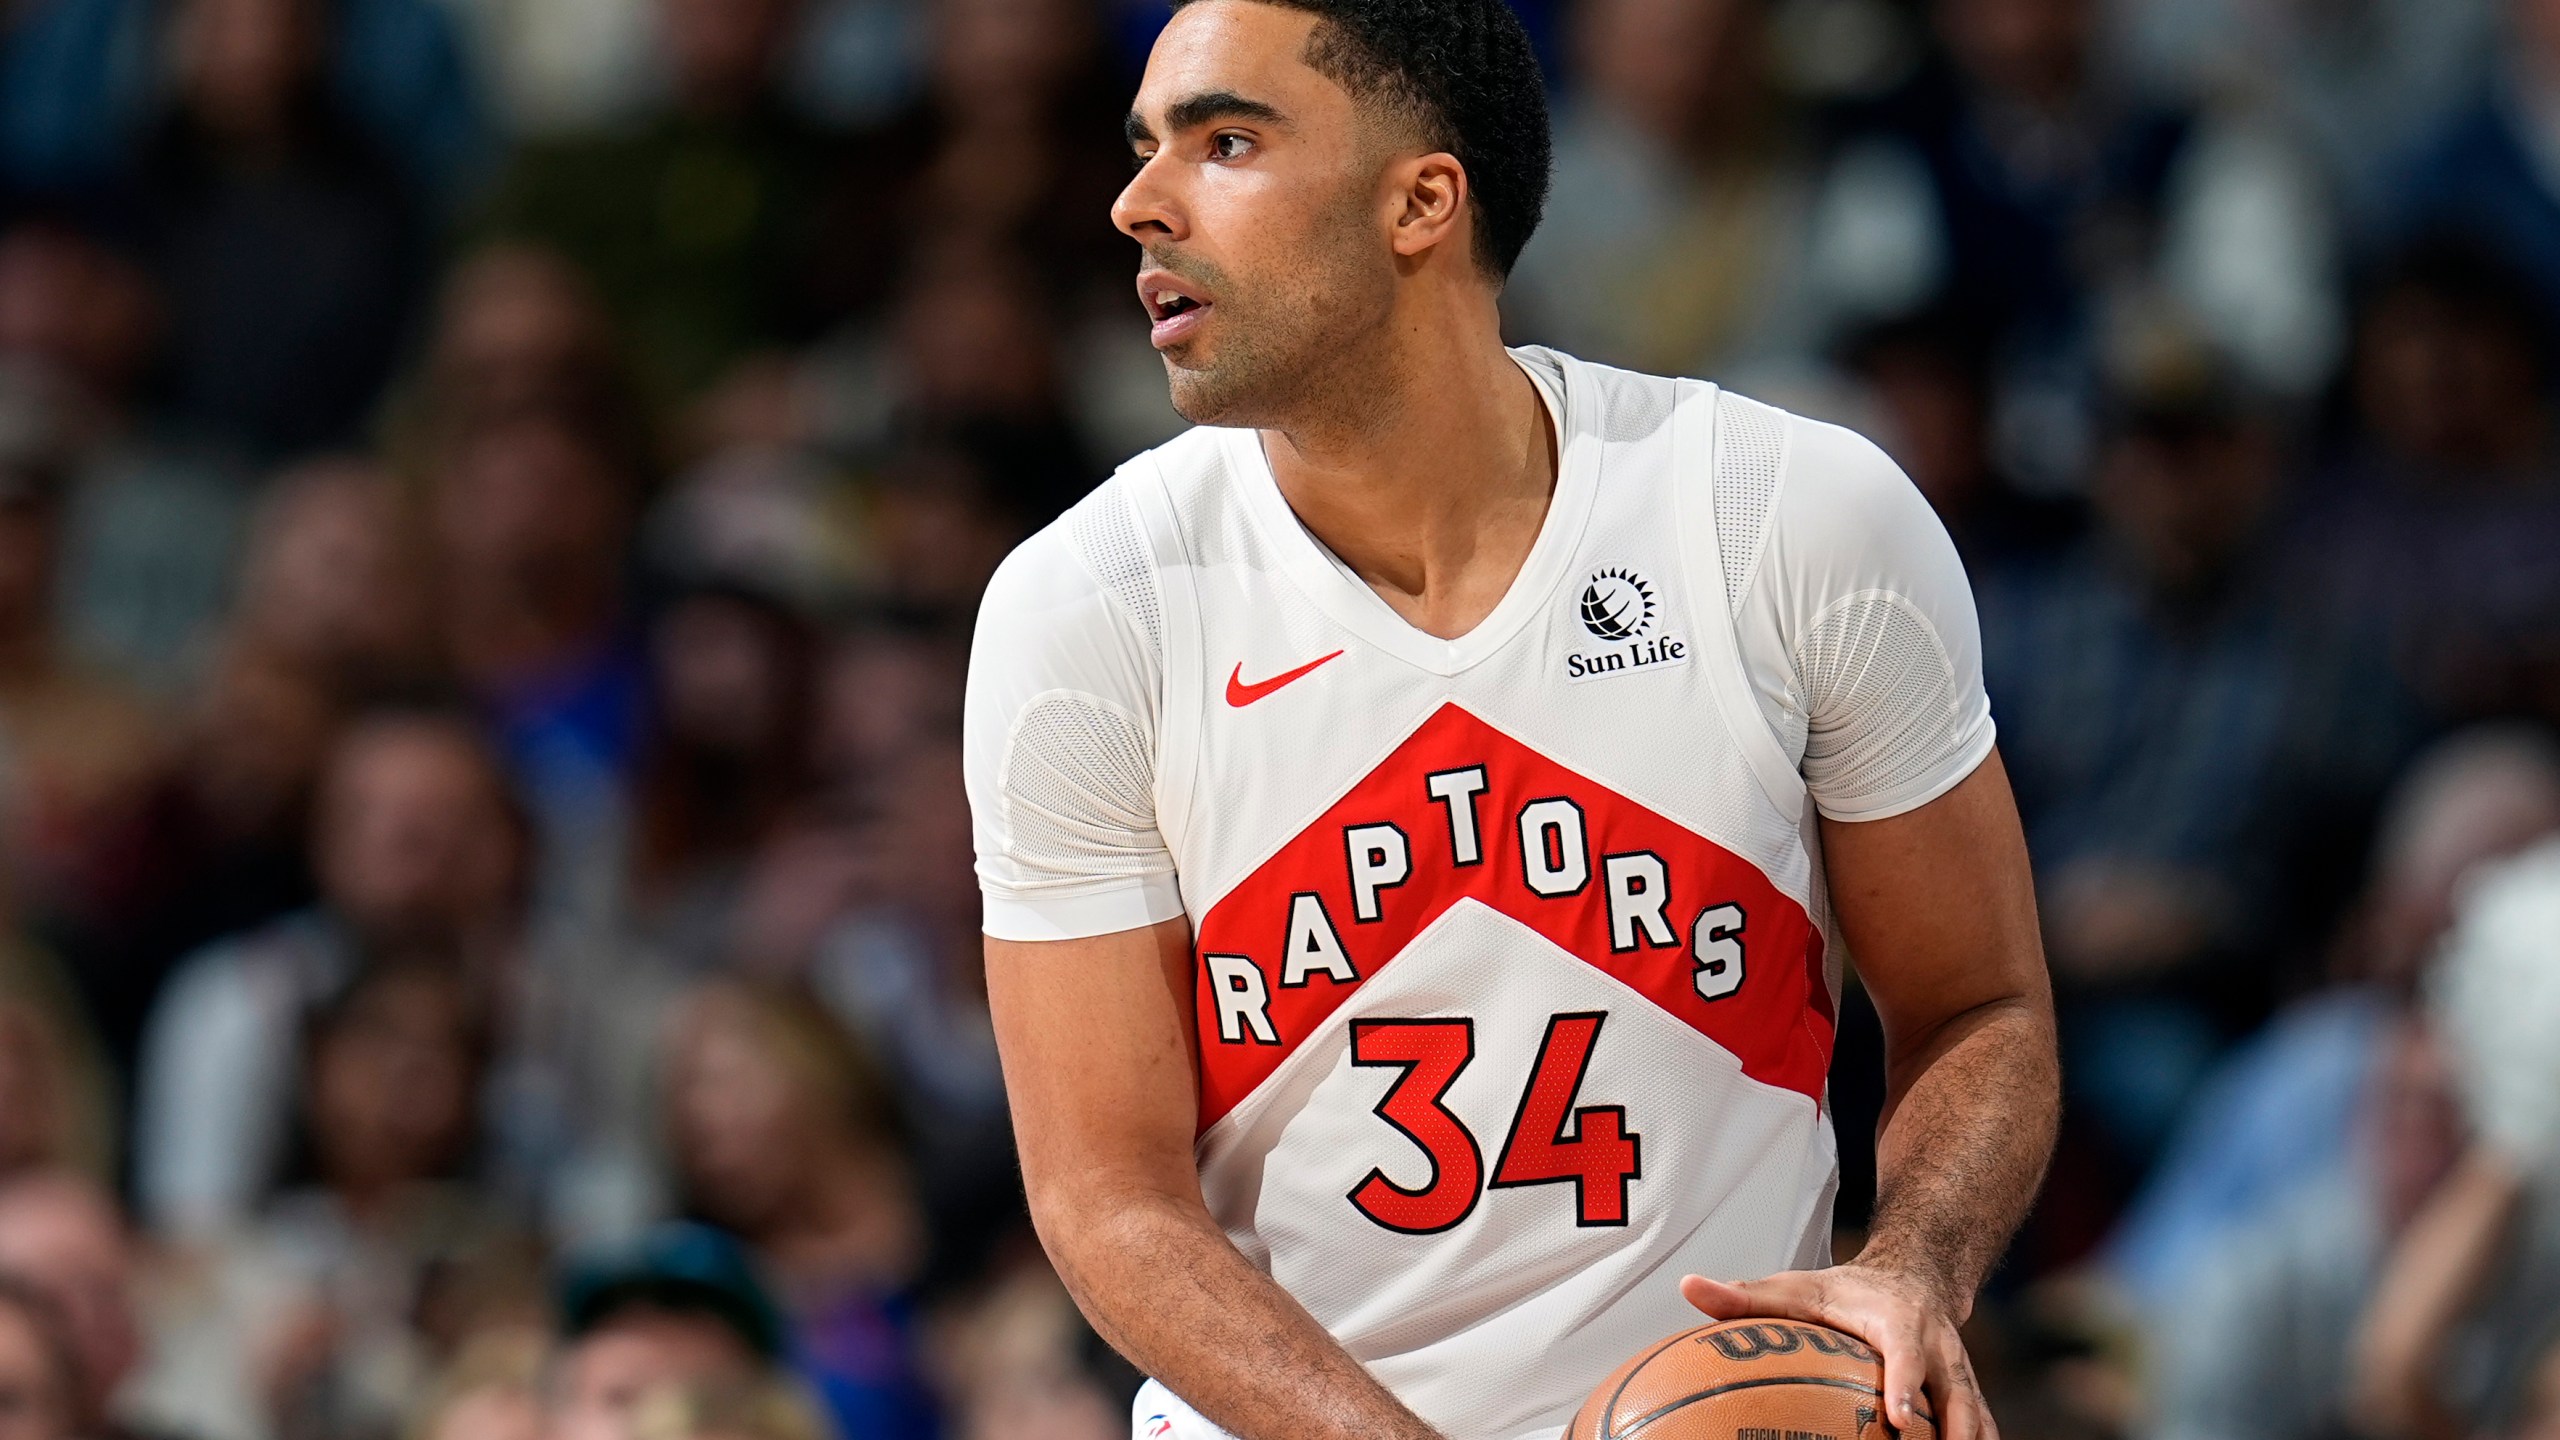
[1022,1164,1217,1299]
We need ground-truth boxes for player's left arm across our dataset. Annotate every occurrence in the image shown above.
[1683,749,2057,1440]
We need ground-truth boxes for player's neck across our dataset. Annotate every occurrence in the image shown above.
[1259,303,1556,642]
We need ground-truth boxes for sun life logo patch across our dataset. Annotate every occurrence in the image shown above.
[1567,566,1689,683]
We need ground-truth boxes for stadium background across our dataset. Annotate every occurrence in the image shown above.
[2,0,2559,1434]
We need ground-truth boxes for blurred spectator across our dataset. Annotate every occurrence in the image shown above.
[152,962,531,1440]
[1835,309,2087,574]
[630,1377,834,1440]
[132,711,525,1236]
[799,738,1013,1287]
[888,250,1097,484]
[549,1224,790,1440]
[230,460,435,707]
[0,399,164,949]
[788,0,1150,465]
[2350,1145,2560,1440]
[0,1275,77,1440]
[808,622,964,794]
[2286,239,2560,727]
[57,644,330,1079]
[640,431,855,616]
[2145,1013,2475,1440]
[666,981,937,1439]
[840,0,1135,315]
[2106,726,2560,1307]
[2384,833,2560,1436]
[2518,1336,2560,1440]
[628,587,817,966]
[927,1253,1126,1440]
[1507,0,1824,381]
[384,245,652,488]
[2392,0,2560,320]
[0,947,115,1187]
[797,250,1104,534]
[2152,837,2560,1440]
[60,453,434,1074]
[0,217,245,696]
[138,0,429,462]
[426,414,646,884]
[1980,361,2414,1165]
[2109,0,2493,233]
[0,1176,144,1439]
[403,1329,545,1440]
[2427,837,2560,1197]
[0,0,486,204]
[854,435,1047,620]
[1807,0,2339,486]
[480,0,872,400]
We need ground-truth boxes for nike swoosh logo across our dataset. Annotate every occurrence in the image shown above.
[1225,650,1345,707]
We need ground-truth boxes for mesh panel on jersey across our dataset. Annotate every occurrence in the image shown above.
[1066,486,1163,659]
[1001,693,1164,873]
[1794,592,1966,807]
[1714,393,1786,616]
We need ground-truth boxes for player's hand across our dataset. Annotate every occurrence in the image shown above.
[1678,1263,1992,1440]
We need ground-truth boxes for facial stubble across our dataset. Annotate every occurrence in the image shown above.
[1155,181,1397,431]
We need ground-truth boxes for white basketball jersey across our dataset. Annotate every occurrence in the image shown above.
[965,348,1995,1440]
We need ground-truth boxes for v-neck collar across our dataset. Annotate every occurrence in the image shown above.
[1221,347,1600,678]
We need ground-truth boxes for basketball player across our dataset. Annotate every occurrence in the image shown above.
[962,2,2060,1437]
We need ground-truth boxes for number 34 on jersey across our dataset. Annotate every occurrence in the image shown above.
[1187,704,1838,1230]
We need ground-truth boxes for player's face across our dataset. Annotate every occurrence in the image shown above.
[1114,1,1403,425]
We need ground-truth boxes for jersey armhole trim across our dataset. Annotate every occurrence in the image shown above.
[1675,383,1813,822]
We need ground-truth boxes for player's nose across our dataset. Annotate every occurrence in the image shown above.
[1113,157,1186,244]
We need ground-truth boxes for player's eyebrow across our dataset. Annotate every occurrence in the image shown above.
[1125,90,1291,148]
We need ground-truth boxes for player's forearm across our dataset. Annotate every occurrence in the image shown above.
[1859,994,2059,1312]
[1036,1181,1443,1440]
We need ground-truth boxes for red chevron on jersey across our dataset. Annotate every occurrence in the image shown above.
[1192,702,1831,1131]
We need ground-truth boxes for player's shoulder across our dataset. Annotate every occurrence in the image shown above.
[1541,349,1922,548]
[976,442,1204,666]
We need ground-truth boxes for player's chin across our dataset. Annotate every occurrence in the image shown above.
[1164,360,1241,425]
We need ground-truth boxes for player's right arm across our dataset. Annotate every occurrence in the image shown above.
[989,922,1442,1440]
[966,513,1440,1440]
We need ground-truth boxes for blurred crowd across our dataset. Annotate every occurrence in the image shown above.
[0,0,2557,1436]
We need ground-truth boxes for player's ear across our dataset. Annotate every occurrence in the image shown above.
[1387,152,1469,262]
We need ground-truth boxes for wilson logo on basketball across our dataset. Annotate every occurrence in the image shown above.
[1700,1323,1882,1365]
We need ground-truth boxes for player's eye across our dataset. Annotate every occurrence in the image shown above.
[1210,132,1254,161]
[1130,148,1157,172]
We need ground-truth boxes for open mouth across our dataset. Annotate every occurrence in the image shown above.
[1139,272,1212,348]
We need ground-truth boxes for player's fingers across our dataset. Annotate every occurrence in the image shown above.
[1873,1307,1935,1437]
[1680,1272,1946,1438]
[1921,1330,1991,1440]
[1677,1271,1825,1324]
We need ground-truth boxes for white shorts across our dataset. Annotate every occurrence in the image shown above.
[1131,1380,1238,1440]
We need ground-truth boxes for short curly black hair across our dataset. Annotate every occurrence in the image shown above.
[1170,0,1553,279]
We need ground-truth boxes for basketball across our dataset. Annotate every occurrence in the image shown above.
[1565,1319,1934,1440]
